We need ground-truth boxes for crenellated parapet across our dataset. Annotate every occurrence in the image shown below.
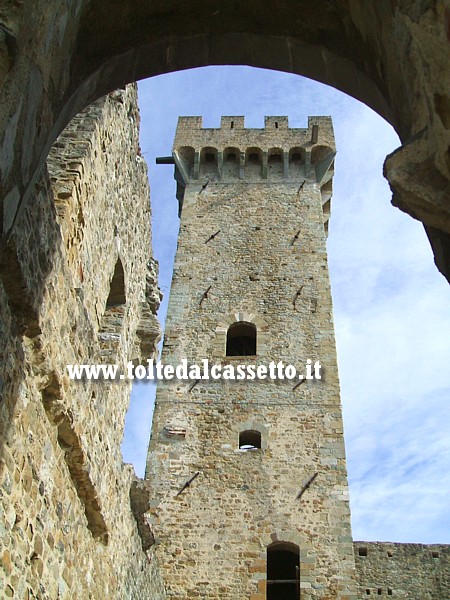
[172,116,335,233]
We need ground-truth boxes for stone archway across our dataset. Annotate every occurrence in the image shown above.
[0,0,449,280]
[0,4,449,596]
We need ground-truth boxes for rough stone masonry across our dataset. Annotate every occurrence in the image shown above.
[1,2,450,599]
[146,115,450,599]
[0,85,166,599]
[0,78,448,596]
[146,115,357,599]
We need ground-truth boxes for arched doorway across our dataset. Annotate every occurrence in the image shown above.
[267,542,300,600]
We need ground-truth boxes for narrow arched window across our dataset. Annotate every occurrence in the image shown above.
[99,258,126,358]
[239,430,261,450]
[267,542,300,600]
[226,321,256,356]
[106,258,126,307]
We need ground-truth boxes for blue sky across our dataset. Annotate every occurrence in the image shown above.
[121,66,450,544]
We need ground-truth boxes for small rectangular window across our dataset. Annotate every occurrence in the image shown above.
[239,430,261,450]
[359,547,368,557]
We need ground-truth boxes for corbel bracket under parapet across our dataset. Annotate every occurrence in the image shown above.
[315,151,336,185]
[172,150,192,216]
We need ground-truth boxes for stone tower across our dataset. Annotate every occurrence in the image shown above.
[146,116,357,599]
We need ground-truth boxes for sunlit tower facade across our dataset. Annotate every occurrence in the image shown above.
[146,115,357,599]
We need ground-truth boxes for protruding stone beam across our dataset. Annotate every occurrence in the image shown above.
[155,156,174,165]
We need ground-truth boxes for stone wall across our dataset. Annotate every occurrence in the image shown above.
[146,116,357,599]
[0,66,447,600]
[354,542,450,598]
[147,115,450,600]
[0,85,165,599]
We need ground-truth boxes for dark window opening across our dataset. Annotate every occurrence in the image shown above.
[268,153,282,163]
[226,322,256,356]
[291,152,302,162]
[359,547,368,557]
[106,259,126,307]
[275,121,278,129]
[377,589,382,596]
[226,152,237,162]
[267,542,300,600]
[205,152,216,163]
[366,590,371,596]
[432,551,440,558]
[100,258,126,356]
[230,121,234,129]
[388,589,393,596]
[239,430,261,450]
[248,152,260,165]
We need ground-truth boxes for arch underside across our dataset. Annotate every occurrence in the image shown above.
[0,0,449,281]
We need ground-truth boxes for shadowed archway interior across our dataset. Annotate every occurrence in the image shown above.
[1,1,450,281]
[267,542,300,600]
